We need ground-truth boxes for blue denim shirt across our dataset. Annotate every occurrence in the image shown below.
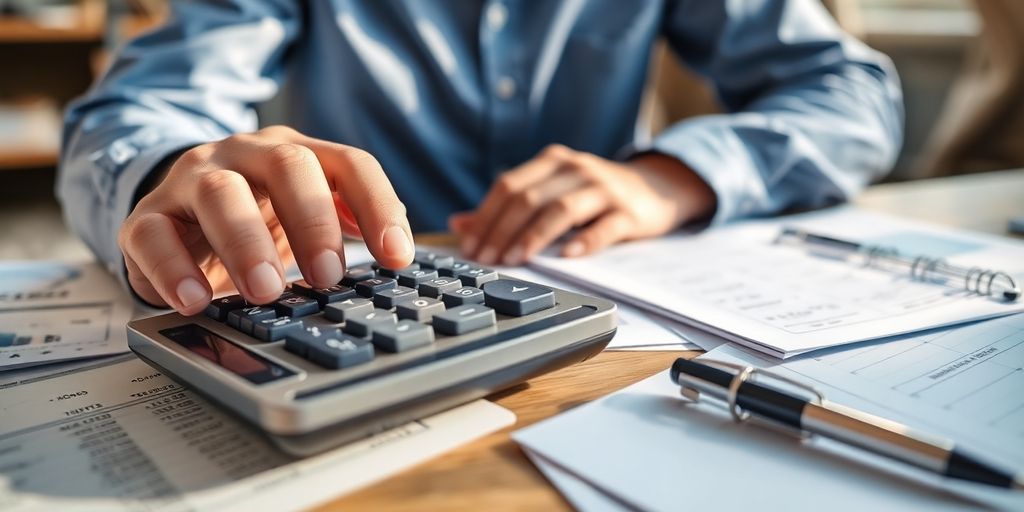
[59,0,902,278]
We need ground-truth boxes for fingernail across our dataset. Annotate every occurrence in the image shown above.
[382,225,413,259]
[246,261,283,299]
[310,249,343,285]
[176,277,208,308]
[503,246,523,266]
[461,236,478,256]
[478,246,496,265]
[563,241,585,257]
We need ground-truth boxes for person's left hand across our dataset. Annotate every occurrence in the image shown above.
[449,144,717,266]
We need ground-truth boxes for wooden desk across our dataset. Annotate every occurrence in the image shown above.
[322,169,1024,511]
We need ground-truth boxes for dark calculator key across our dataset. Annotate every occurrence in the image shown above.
[355,277,397,298]
[438,260,472,277]
[457,267,499,287]
[415,251,455,270]
[482,279,555,316]
[307,333,375,369]
[291,281,356,306]
[205,295,247,321]
[275,295,320,318]
[343,308,397,337]
[323,297,374,322]
[373,285,418,309]
[418,277,463,298]
[396,268,439,288]
[285,325,342,357]
[433,305,496,335]
[252,316,304,342]
[340,266,376,286]
[373,263,420,278]
[228,306,277,334]
[372,320,435,353]
[442,286,484,307]
[395,297,446,322]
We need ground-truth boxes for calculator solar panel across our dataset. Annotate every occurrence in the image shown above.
[128,251,616,455]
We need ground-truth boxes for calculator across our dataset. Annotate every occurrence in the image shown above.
[127,252,617,455]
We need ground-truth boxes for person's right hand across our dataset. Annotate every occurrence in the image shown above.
[119,125,414,316]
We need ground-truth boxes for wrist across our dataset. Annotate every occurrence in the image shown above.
[627,152,717,227]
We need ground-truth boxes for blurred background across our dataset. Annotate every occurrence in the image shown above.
[1,0,1020,253]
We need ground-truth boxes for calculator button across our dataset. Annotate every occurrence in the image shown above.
[397,268,439,288]
[307,334,375,369]
[433,305,496,335]
[252,316,304,342]
[374,263,420,278]
[343,308,397,337]
[373,285,419,309]
[395,297,446,322]
[457,267,499,287]
[204,295,247,321]
[228,306,276,334]
[340,266,376,286]
[438,260,472,277]
[323,297,374,322]
[372,320,435,353]
[418,277,463,298]
[355,277,397,298]
[291,281,356,306]
[442,286,484,307]
[415,251,455,270]
[482,279,555,316]
[275,295,320,318]
[285,325,342,357]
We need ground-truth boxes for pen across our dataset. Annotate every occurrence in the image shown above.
[670,357,1024,490]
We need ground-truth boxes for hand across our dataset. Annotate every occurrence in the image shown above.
[120,125,414,316]
[450,145,716,265]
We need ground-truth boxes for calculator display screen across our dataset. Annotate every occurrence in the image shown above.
[160,324,294,385]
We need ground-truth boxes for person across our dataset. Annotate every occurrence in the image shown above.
[58,0,903,317]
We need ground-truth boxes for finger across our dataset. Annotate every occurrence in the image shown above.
[475,170,590,265]
[335,195,362,239]
[448,211,474,235]
[120,212,212,315]
[216,138,345,288]
[508,186,610,264]
[189,169,286,304]
[562,211,634,258]
[463,144,574,257]
[124,254,167,308]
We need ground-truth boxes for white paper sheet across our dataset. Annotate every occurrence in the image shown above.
[530,207,1024,358]
[0,261,134,370]
[0,355,515,511]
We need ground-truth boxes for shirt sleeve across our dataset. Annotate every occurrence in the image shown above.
[57,0,299,283]
[631,0,904,224]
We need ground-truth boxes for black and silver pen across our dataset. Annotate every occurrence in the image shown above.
[671,358,1024,491]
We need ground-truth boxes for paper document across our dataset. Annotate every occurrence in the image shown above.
[0,261,134,370]
[531,207,1024,358]
[0,355,515,511]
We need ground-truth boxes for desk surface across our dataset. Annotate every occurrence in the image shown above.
[1,169,1022,510]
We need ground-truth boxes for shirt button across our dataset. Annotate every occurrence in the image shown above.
[486,3,508,30]
[495,76,516,99]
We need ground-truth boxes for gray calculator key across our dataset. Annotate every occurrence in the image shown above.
[275,295,320,318]
[433,305,496,335]
[372,320,435,353]
[415,251,455,270]
[457,267,499,287]
[373,285,419,309]
[373,262,420,278]
[291,281,356,306]
[323,297,374,322]
[343,308,397,337]
[418,277,463,298]
[252,316,304,342]
[205,294,247,321]
[307,334,375,369]
[340,266,376,286]
[355,277,397,298]
[395,297,446,322]
[442,286,484,307]
[284,325,343,358]
[438,260,473,277]
[397,268,439,288]
[482,279,555,316]
[229,306,277,334]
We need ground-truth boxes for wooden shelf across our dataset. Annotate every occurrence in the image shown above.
[0,149,59,170]
[0,17,103,44]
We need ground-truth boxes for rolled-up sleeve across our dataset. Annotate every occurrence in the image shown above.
[633,0,903,224]
[57,0,298,281]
